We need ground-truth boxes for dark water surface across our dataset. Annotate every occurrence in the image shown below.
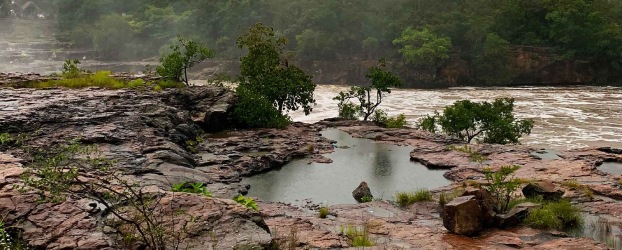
[243,129,450,205]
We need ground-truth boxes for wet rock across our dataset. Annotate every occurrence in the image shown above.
[494,203,538,228]
[352,181,373,202]
[462,188,496,225]
[523,180,564,201]
[442,195,484,235]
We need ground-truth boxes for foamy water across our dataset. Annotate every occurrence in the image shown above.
[289,85,622,150]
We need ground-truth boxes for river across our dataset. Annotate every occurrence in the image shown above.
[290,85,622,150]
[2,19,621,150]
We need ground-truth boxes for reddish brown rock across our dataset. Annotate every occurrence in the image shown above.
[352,181,373,202]
[442,195,484,236]
[523,180,565,201]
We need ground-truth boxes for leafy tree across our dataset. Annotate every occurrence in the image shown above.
[333,60,402,121]
[233,87,291,129]
[474,33,515,85]
[156,36,214,85]
[418,98,534,144]
[92,14,135,60]
[237,23,316,115]
[393,27,452,68]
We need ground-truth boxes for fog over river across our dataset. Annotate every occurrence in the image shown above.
[289,85,622,150]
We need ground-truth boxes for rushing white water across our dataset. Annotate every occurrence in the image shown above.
[289,85,622,150]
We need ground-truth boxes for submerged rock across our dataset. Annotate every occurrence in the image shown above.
[522,180,564,201]
[352,181,373,202]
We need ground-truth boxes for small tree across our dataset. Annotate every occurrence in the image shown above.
[418,98,534,144]
[157,36,214,85]
[484,165,522,213]
[237,23,316,115]
[333,60,402,121]
[392,27,452,68]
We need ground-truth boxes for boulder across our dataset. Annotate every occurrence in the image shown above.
[522,180,564,201]
[494,202,539,228]
[442,195,484,235]
[462,188,496,225]
[352,181,373,202]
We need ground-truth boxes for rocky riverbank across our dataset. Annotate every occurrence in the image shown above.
[1,86,622,249]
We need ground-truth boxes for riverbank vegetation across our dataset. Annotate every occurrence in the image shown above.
[27,0,622,85]
[418,98,534,144]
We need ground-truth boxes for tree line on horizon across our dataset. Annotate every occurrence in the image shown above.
[4,0,622,85]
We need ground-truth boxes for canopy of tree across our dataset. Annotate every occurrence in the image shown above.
[21,0,622,84]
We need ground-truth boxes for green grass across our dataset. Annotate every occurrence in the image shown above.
[318,207,330,219]
[12,71,184,91]
[524,199,583,230]
[395,188,433,207]
[439,188,464,206]
[341,225,375,247]
[171,181,212,197]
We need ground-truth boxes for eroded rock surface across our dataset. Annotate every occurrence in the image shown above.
[2,90,620,249]
[0,86,334,249]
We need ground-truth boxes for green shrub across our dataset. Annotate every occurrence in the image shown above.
[360,195,373,203]
[372,109,388,124]
[127,79,146,88]
[0,133,12,145]
[157,36,214,85]
[525,200,583,230]
[319,207,330,219]
[395,188,433,207]
[385,114,407,128]
[156,80,185,90]
[61,59,84,78]
[417,98,534,144]
[0,217,31,250]
[341,225,375,247]
[171,182,212,197]
[484,165,521,213]
[233,195,259,211]
[338,102,360,120]
[333,60,402,121]
[234,87,291,129]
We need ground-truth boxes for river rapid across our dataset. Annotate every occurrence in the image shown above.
[2,19,621,150]
[289,85,622,150]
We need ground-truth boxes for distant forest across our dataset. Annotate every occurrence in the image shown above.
[2,0,622,85]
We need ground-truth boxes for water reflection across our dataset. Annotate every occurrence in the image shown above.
[598,162,622,175]
[243,129,450,205]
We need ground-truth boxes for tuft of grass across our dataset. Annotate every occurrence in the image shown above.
[395,188,433,207]
[156,80,185,90]
[561,180,594,199]
[562,180,582,190]
[171,181,212,197]
[318,206,330,219]
[341,224,375,247]
[360,195,373,203]
[271,227,298,250]
[439,188,464,207]
[525,199,583,230]
[233,195,259,211]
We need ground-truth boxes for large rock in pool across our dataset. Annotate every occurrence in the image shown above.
[442,195,484,235]
[352,181,373,202]
[522,180,564,201]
